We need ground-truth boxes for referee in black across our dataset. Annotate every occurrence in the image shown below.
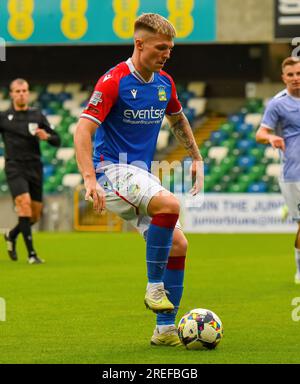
[0,78,61,264]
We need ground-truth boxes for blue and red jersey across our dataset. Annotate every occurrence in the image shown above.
[81,58,182,171]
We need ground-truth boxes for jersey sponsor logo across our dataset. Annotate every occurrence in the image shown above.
[123,107,165,121]
[89,91,103,106]
[28,123,38,136]
[158,86,167,101]
[131,89,137,99]
[103,74,112,82]
[87,105,100,115]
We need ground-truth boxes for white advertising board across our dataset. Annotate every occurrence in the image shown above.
[179,194,296,233]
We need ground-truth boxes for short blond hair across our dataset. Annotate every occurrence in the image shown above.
[134,13,176,38]
[10,78,29,91]
[282,56,300,72]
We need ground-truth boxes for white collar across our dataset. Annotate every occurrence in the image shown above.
[126,58,154,84]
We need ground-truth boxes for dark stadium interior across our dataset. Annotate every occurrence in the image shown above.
[0,43,283,97]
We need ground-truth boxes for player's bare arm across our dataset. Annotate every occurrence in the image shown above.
[74,118,106,213]
[256,126,285,151]
[167,112,204,194]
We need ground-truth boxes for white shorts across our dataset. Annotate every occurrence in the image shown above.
[97,164,181,236]
[279,181,300,221]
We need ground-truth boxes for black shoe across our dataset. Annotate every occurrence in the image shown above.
[4,232,18,261]
[28,255,45,265]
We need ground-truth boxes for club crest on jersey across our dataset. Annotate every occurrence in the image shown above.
[28,123,38,136]
[90,91,103,106]
[158,86,167,101]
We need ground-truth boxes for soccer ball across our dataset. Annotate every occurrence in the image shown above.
[178,308,224,350]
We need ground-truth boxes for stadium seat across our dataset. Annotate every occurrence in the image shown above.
[73,91,90,102]
[63,99,80,110]
[47,115,62,127]
[47,83,64,94]
[251,164,266,179]
[248,147,264,159]
[237,139,256,152]
[244,113,262,127]
[247,182,267,193]
[29,91,39,103]
[183,107,195,122]
[264,147,280,161]
[268,184,281,193]
[0,156,5,170]
[220,122,235,135]
[210,165,226,181]
[56,148,75,162]
[69,107,83,118]
[43,165,55,179]
[187,81,206,97]
[238,155,256,169]
[228,182,248,193]
[68,122,77,135]
[62,173,82,188]
[208,146,228,164]
[221,156,236,170]
[228,114,244,125]
[187,98,207,116]
[266,163,282,178]
[157,130,170,151]
[64,83,82,94]
[239,173,256,185]
[0,170,6,183]
[210,131,228,145]
[221,139,235,151]
[245,98,263,113]
[0,100,11,111]
[0,183,9,194]
[235,123,254,137]
[180,91,196,106]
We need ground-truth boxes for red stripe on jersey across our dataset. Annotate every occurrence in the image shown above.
[160,70,182,116]
[82,62,131,124]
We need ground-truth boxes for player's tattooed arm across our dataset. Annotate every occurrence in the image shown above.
[168,112,202,161]
[167,112,204,194]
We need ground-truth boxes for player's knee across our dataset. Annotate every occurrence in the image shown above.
[15,197,32,216]
[160,196,180,215]
[173,235,188,256]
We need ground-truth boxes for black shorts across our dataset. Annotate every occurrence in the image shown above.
[5,160,43,202]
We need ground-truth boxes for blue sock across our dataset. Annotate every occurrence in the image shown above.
[146,214,178,283]
[157,256,186,325]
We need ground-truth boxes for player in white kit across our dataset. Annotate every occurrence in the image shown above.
[256,56,300,284]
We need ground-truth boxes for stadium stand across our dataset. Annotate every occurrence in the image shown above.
[0,82,207,195]
[0,81,282,197]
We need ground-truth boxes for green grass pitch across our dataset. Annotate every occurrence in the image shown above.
[0,232,300,364]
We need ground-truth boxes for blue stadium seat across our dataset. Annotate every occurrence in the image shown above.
[183,107,195,122]
[236,123,254,137]
[43,165,55,179]
[238,155,256,169]
[210,130,228,145]
[247,182,267,193]
[228,114,244,126]
[237,139,256,152]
